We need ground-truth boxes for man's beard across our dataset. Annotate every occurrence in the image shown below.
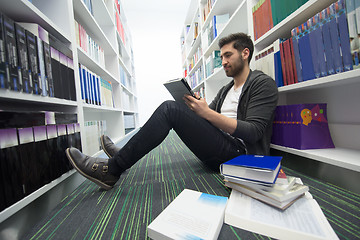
[225,57,245,78]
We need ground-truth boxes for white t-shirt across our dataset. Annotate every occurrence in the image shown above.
[220,85,243,119]
[220,85,246,151]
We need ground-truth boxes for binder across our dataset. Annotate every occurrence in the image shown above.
[33,125,51,185]
[314,14,327,77]
[43,42,54,97]
[0,128,24,209]
[25,30,40,95]
[307,17,320,78]
[3,15,20,91]
[298,22,315,81]
[0,13,6,89]
[329,4,344,73]
[50,47,62,98]
[59,52,70,100]
[15,23,31,93]
[336,0,353,71]
[67,57,76,101]
[320,8,336,75]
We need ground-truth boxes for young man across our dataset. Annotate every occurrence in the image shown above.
[66,33,278,190]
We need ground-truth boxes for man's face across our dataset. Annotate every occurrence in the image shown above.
[220,43,245,78]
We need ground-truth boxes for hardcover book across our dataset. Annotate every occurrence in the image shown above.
[147,189,228,240]
[220,155,282,185]
[15,23,31,93]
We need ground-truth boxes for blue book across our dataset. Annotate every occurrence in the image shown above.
[298,22,315,81]
[220,155,282,185]
[337,0,353,71]
[96,76,101,106]
[79,65,84,101]
[313,13,328,77]
[291,27,303,82]
[273,39,284,87]
[329,3,344,73]
[82,67,89,103]
[307,17,320,78]
[320,8,336,75]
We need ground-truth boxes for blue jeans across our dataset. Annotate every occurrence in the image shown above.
[110,100,245,173]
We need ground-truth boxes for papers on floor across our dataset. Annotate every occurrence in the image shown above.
[147,189,228,240]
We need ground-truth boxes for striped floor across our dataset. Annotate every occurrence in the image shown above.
[24,131,360,240]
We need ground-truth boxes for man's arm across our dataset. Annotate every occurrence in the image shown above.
[183,94,237,134]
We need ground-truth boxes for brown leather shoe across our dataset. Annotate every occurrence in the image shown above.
[65,147,119,190]
[100,135,121,158]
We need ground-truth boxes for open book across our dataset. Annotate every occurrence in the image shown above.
[163,78,199,103]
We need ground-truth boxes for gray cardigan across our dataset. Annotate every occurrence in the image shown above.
[208,70,278,155]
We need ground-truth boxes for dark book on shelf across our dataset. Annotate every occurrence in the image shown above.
[25,30,40,95]
[0,128,25,209]
[18,127,42,196]
[3,14,20,91]
[163,78,199,104]
[33,126,52,186]
[54,112,78,125]
[50,47,62,99]
[15,23,31,93]
[67,57,76,101]
[0,111,46,129]
[43,41,54,97]
[220,155,282,185]
[59,52,70,100]
[0,12,7,89]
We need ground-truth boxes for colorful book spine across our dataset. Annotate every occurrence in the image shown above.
[320,8,336,75]
[329,3,344,73]
[336,0,353,71]
[298,21,315,81]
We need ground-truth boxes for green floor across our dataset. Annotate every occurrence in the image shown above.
[24,132,360,240]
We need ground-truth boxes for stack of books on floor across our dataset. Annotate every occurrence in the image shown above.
[220,155,309,210]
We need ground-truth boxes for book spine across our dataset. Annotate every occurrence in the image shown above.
[320,8,336,75]
[337,0,353,71]
[15,23,30,93]
[298,22,315,81]
[291,27,303,82]
[329,4,344,73]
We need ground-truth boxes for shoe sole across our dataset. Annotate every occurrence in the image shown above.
[65,148,113,190]
[100,135,113,158]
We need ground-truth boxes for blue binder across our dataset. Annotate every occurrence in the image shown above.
[298,22,315,81]
[320,8,335,75]
[337,0,353,71]
[329,3,344,73]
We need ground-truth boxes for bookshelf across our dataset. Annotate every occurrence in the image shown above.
[181,0,360,173]
[0,0,138,226]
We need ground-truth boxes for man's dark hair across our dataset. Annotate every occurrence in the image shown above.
[218,33,254,64]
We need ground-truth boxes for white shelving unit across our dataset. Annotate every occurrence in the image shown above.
[181,0,360,172]
[0,0,138,225]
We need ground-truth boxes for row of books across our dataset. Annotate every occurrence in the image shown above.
[203,14,229,50]
[346,0,360,68]
[0,111,80,212]
[255,0,356,87]
[220,155,309,210]
[79,63,114,108]
[252,0,309,40]
[205,50,221,78]
[84,120,106,156]
[188,45,202,73]
[119,63,133,91]
[0,12,76,101]
[188,65,204,88]
[194,86,205,99]
[75,20,105,68]
[115,10,126,46]
[202,0,216,23]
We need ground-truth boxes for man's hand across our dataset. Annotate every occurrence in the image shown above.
[183,93,237,135]
[183,93,210,119]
